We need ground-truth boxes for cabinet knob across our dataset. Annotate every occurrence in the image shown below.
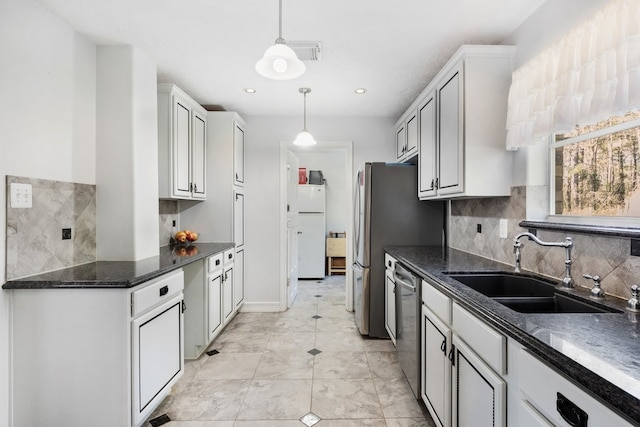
[435,178,439,189]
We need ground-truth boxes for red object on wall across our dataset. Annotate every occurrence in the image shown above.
[298,168,307,184]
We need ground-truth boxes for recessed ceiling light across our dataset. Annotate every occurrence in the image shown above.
[244,88,256,94]
[355,88,367,94]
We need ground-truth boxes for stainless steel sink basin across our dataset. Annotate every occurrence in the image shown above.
[447,272,617,314]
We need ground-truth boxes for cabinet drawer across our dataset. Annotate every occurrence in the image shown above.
[223,249,235,265]
[208,253,224,273]
[132,270,184,317]
[452,302,505,375]
[385,253,397,271]
[519,349,634,427]
[422,279,451,325]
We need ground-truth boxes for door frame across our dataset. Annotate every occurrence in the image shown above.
[279,140,354,311]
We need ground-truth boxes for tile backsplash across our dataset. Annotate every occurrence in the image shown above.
[449,186,640,300]
[159,200,179,246]
[6,176,96,279]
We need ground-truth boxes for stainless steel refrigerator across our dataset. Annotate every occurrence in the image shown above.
[353,162,445,338]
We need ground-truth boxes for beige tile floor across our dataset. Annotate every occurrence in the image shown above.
[146,275,436,427]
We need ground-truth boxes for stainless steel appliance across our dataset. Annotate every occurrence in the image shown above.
[353,162,445,338]
[394,262,421,398]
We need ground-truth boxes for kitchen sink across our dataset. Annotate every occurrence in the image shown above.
[494,294,612,314]
[447,272,618,314]
[448,273,556,298]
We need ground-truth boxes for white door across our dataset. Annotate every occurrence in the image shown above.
[223,266,234,323]
[286,150,299,307]
[384,269,396,344]
[452,335,506,427]
[422,305,452,427]
[298,213,325,278]
[208,273,222,340]
[234,248,245,308]
[234,190,244,247]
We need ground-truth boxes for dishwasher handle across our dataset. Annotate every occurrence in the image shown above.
[394,265,417,292]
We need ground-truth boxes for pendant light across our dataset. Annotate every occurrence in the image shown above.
[255,0,305,80]
[293,88,317,146]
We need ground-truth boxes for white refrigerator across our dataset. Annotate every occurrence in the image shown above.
[297,185,326,278]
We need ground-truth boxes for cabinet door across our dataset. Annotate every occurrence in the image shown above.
[396,124,406,160]
[518,400,554,427]
[437,62,464,196]
[384,270,396,344]
[422,306,451,427]
[234,249,244,309]
[234,190,245,247]
[418,92,437,198]
[173,97,192,198]
[207,273,222,341]
[234,122,245,186]
[406,112,418,157]
[191,111,206,199]
[452,335,505,427]
[223,266,234,323]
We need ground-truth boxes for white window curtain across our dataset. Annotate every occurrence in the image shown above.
[506,0,640,150]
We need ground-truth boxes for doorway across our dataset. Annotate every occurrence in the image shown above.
[279,141,354,312]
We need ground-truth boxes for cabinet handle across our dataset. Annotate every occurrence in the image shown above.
[189,182,193,192]
[181,300,186,313]
[430,179,435,190]
[448,346,455,366]
[235,173,239,181]
[193,183,197,193]
[159,285,169,297]
[440,339,446,354]
[556,393,588,427]
[435,178,439,189]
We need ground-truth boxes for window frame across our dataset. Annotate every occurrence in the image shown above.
[547,116,640,228]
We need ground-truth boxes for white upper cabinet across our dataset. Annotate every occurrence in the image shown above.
[395,109,418,162]
[234,123,245,186]
[398,45,515,199]
[157,84,207,200]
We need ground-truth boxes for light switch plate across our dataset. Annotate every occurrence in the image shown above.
[499,219,508,239]
[10,183,32,208]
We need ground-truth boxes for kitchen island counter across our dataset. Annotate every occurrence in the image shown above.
[386,245,640,425]
[2,242,234,289]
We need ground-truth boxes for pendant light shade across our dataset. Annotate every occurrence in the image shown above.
[293,88,316,146]
[255,0,305,80]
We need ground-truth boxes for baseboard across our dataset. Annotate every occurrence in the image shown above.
[239,301,283,313]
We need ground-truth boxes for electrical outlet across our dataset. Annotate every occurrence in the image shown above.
[10,183,32,208]
[499,219,508,238]
[62,228,72,240]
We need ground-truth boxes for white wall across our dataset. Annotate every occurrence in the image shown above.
[0,0,97,425]
[243,116,394,307]
[95,45,160,261]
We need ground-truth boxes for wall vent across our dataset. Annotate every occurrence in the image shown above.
[289,41,322,61]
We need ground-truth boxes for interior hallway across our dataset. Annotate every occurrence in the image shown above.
[146,275,435,426]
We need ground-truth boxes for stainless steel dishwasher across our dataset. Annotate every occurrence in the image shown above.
[394,262,421,399]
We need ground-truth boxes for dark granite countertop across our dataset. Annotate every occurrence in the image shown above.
[2,242,235,289]
[385,246,640,425]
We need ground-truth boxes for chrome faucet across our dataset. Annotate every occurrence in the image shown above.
[513,232,574,288]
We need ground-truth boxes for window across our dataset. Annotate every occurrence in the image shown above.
[551,111,640,218]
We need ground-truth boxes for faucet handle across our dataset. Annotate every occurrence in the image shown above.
[583,274,604,298]
[627,285,640,312]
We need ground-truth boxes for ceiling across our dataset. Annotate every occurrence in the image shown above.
[36,0,545,118]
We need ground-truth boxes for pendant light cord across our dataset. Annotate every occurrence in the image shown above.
[278,0,283,40]
[303,91,307,131]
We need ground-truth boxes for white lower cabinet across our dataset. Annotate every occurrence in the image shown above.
[422,305,451,427]
[385,268,397,344]
[421,279,506,427]
[207,268,223,342]
[222,249,235,324]
[518,349,634,427]
[234,248,245,309]
[452,335,506,427]
[11,270,184,427]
